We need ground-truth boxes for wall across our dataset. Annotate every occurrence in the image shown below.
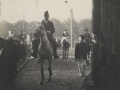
[92,0,120,90]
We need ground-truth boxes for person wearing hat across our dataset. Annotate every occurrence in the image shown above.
[61,29,70,45]
[83,29,91,63]
[41,11,59,59]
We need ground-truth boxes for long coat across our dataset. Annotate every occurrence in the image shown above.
[41,20,55,36]
[0,39,20,90]
[41,20,58,47]
[75,41,88,60]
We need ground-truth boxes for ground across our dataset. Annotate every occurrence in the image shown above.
[8,48,91,90]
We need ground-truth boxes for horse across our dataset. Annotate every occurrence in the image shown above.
[62,39,70,60]
[34,23,53,85]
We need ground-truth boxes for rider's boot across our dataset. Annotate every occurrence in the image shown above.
[31,45,38,58]
[48,36,59,59]
[53,47,59,59]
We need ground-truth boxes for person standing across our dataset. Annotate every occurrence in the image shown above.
[29,30,33,42]
[75,35,88,77]
[83,29,92,62]
[61,29,70,46]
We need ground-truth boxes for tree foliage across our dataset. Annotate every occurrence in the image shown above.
[0,18,92,42]
[78,19,92,35]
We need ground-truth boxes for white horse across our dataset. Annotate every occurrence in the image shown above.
[34,23,53,85]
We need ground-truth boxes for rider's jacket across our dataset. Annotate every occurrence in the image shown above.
[83,33,91,43]
[62,32,69,38]
[83,33,90,39]
[41,20,55,36]
[61,32,70,44]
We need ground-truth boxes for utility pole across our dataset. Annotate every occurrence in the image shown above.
[23,12,25,31]
[0,1,1,16]
[0,1,2,26]
[70,9,73,48]
[36,0,38,27]
[0,1,2,37]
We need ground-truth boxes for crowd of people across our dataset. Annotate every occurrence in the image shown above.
[0,10,95,89]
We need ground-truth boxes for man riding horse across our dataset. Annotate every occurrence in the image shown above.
[31,11,59,59]
[61,29,70,46]
[61,29,70,59]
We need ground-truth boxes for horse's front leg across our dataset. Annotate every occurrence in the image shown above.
[67,49,69,59]
[65,49,68,60]
[48,57,52,82]
[63,49,65,59]
[40,59,45,85]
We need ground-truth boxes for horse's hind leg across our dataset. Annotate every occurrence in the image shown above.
[65,51,67,60]
[66,49,69,59]
[48,57,52,82]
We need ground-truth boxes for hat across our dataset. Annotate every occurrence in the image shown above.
[44,11,49,17]
[64,29,67,31]
[79,35,84,39]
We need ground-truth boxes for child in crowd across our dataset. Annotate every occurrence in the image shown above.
[75,35,88,77]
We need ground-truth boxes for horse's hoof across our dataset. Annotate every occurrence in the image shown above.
[48,79,51,82]
[39,82,43,85]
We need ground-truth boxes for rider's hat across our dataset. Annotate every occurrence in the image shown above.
[64,29,67,31]
[44,11,49,17]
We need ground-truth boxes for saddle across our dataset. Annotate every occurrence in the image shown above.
[63,39,70,47]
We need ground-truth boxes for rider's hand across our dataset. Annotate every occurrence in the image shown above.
[46,31,51,34]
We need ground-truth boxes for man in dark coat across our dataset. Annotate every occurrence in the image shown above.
[41,11,59,59]
[83,29,91,58]
[0,38,5,90]
[0,38,11,89]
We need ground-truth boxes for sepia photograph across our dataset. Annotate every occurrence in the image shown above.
[0,0,119,90]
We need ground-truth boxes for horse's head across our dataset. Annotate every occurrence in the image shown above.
[33,23,45,38]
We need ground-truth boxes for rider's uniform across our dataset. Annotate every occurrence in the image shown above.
[61,32,70,45]
[83,33,91,43]
[83,33,91,56]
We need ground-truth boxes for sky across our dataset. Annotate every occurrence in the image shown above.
[0,0,92,23]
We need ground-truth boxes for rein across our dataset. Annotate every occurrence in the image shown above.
[38,27,51,56]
